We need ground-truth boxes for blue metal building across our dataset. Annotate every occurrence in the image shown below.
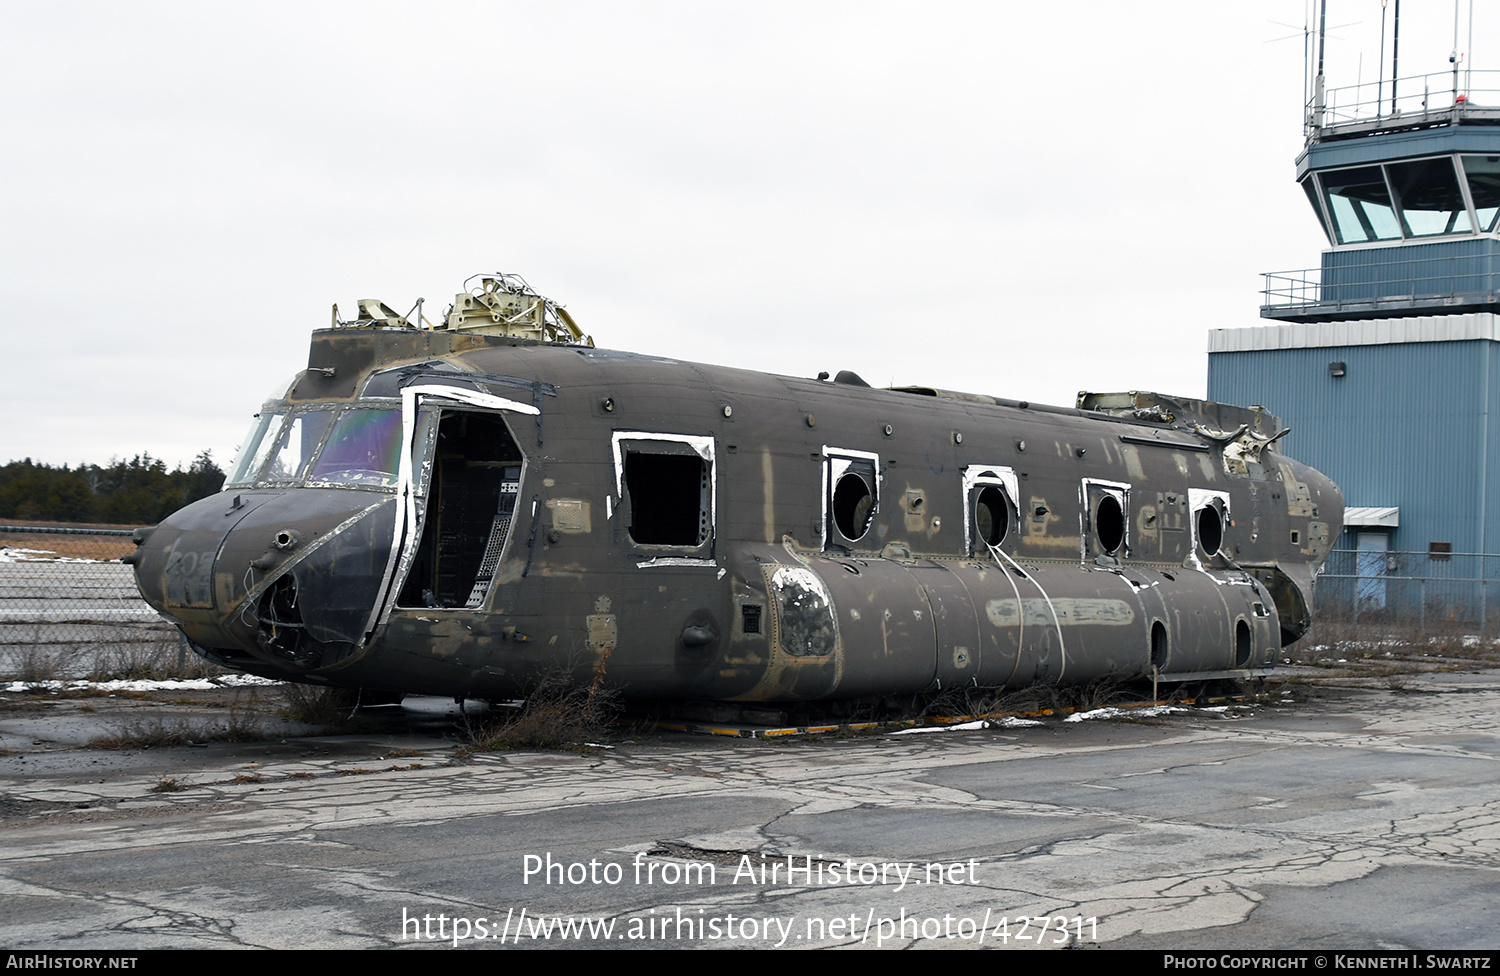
[1207,67,1500,623]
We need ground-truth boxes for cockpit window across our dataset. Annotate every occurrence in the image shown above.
[307,409,404,487]
[225,412,285,487]
[262,410,337,483]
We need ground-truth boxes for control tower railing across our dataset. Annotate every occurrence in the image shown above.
[1309,69,1500,141]
[1262,246,1500,319]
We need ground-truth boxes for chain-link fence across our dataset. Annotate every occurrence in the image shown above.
[1315,546,1500,639]
[0,524,183,680]
[5,531,1495,676]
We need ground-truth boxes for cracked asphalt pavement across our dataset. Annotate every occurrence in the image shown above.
[1,673,1498,949]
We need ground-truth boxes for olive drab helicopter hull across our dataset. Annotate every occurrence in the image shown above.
[131,276,1343,704]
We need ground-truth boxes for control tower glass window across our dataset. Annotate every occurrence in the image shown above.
[1322,166,1402,244]
[1462,155,1500,233]
[1387,157,1473,237]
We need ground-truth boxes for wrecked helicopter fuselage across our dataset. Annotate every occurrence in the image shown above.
[131,277,1342,704]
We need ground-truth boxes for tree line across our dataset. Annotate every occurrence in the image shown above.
[0,453,225,525]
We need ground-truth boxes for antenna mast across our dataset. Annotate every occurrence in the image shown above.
[1391,0,1400,113]
[1310,0,1327,132]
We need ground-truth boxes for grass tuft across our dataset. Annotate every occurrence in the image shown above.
[87,643,226,682]
[276,683,360,725]
[456,655,619,756]
[921,674,1140,725]
[87,691,266,749]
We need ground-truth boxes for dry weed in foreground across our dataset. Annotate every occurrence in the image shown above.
[922,675,1139,724]
[458,654,619,756]
[88,693,266,749]
[87,643,227,682]
[277,683,360,725]
[10,650,66,685]
[1296,617,1500,666]
[4,641,226,687]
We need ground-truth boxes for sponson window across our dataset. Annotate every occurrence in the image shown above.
[824,448,880,549]
[1189,488,1231,561]
[1082,479,1130,560]
[962,465,1019,556]
[613,433,715,551]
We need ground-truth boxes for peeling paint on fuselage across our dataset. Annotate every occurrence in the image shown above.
[132,327,1343,703]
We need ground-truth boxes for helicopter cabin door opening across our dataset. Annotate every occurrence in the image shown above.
[397,410,524,610]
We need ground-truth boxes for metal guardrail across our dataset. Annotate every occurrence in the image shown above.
[1309,69,1500,138]
[1262,251,1500,314]
[0,525,179,679]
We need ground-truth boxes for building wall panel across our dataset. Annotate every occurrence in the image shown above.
[1208,339,1490,556]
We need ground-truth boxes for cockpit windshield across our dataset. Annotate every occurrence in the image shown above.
[308,409,405,487]
[225,402,404,490]
[263,411,337,483]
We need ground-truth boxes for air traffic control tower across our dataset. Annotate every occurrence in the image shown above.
[1208,63,1500,620]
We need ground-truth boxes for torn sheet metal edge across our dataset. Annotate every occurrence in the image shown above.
[1186,487,1232,573]
[1187,487,1231,517]
[635,557,719,569]
[365,385,422,636]
[401,383,540,416]
[1079,477,1133,562]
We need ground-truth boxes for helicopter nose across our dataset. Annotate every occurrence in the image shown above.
[241,499,399,671]
[132,491,274,617]
[133,489,398,669]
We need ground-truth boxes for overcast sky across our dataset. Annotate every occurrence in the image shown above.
[2,1,1492,471]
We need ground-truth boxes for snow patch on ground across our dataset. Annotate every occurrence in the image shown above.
[3,674,284,693]
[890,716,1044,735]
[1064,705,1185,723]
[0,547,109,563]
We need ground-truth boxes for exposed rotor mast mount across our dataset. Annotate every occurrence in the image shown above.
[443,273,593,347]
[328,273,594,348]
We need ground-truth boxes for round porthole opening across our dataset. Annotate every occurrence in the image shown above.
[833,472,874,541]
[1197,504,1224,556]
[1096,495,1125,554]
[974,485,1009,549]
[1151,620,1168,669]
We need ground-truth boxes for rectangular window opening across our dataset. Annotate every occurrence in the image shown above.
[624,451,710,546]
[1429,541,1453,562]
[1388,157,1472,237]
